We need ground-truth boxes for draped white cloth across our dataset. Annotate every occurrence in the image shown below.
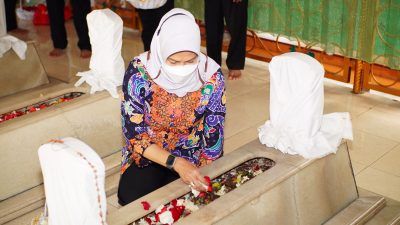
[127,0,167,9]
[38,137,107,225]
[0,0,27,60]
[75,9,125,98]
[258,52,353,158]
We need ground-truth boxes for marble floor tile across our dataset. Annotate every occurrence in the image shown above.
[224,121,264,154]
[372,144,400,177]
[348,129,399,165]
[225,86,269,139]
[353,106,400,142]
[356,168,400,202]
[224,70,268,99]
[351,161,368,175]
[323,90,380,119]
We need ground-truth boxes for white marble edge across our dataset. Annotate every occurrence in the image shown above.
[0,88,120,132]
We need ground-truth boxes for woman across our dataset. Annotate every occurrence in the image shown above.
[118,8,226,206]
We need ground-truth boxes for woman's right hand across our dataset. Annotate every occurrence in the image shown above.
[174,157,208,192]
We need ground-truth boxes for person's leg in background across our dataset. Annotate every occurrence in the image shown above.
[223,0,248,80]
[137,0,174,51]
[46,0,68,57]
[137,8,159,51]
[70,0,92,58]
[4,0,18,31]
[204,0,224,66]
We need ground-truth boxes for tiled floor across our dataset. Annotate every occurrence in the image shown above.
[8,20,400,202]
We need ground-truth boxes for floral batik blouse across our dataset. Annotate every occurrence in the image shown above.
[120,58,226,174]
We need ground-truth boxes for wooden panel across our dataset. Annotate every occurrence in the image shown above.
[362,63,400,96]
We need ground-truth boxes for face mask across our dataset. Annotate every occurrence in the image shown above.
[162,63,198,84]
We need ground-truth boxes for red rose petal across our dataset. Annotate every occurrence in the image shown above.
[160,205,168,213]
[198,192,206,198]
[141,201,151,210]
[171,199,177,207]
[170,206,185,222]
[28,107,36,112]
[144,217,152,224]
[204,176,211,184]
[204,176,212,192]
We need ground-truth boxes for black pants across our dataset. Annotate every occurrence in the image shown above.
[117,163,179,206]
[46,0,91,50]
[5,0,18,31]
[136,0,174,51]
[204,0,248,70]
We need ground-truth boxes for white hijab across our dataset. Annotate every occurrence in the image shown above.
[138,8,220,97]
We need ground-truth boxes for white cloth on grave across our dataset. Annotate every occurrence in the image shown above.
[75,9,125,98]
[258,52,353,158]
[38,137,107,225]
[127,0,167,9]
[0,0,27,60]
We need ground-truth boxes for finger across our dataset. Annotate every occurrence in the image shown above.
[180,173,192,185]
[196,173,207,184]
[194,181,207,192]
[187,173,199,187]
[195,174,208,191]
[187,171,204,191]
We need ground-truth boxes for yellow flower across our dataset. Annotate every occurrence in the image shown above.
[130,114,143,124]
[222,93,226,104]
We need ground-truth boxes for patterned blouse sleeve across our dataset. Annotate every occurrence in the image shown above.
[201,69,226,161]
[121,60,153,156]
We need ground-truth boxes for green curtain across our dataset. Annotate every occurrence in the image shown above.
[175,0,400,70]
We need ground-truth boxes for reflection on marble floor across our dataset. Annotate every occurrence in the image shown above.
[5,19,400,203]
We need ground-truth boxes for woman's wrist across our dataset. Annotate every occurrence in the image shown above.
[173,157,183,172]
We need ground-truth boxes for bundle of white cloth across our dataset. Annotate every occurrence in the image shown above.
[75,9,125,98]
[258,52,353,158]
[38,137,107,225]
[0,0,27,60]
[127,0,167,9]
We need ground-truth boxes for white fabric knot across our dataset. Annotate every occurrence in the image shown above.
[75,71,120,98]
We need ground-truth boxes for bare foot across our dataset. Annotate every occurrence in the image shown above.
[80,49,92,58]
[228,69,242,80]
[49,48,65,57]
